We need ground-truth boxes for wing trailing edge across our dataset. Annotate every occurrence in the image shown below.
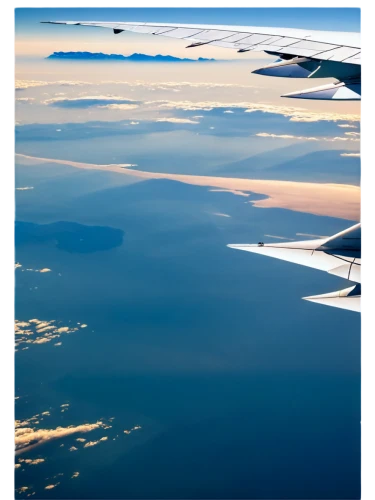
[42,20,361,100]
[228,223,361,312]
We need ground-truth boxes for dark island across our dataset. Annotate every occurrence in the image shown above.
[47,51,215,62]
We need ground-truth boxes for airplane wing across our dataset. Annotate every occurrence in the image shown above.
[228,223,361,312]
[42,21,361,100]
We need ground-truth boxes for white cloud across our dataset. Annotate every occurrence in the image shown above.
[341,153,360,157]
[16,97,35,102]
[72,472,80,479]
[45,483,59,490]
[83,436,108,448]
[16,79,91,90]
[338,123,358,129]
[16,186,34,191]
[345,131,360,137]
[15,421,105,455]
[255,132,360,143]
[18,458,45,465]
[156,117,200,124]
[209,212,231,218]
[147,99,359,123]
[98,103,139,110]
[14,314,89,350]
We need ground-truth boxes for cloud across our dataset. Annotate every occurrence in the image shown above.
[255,132,360,142]
[18,267,52,273]
[45,483,59,490]
[338,124,358,129]
[147,99,360,123]
[16,186,34,190]
[72,472,80,479]
[15,317,82,350]
[16,79,91,90]
[341,153,360,157]
[83,436,108,448]
[44,95,140,109]
[156,117,200,124]
[209,212,231,218]
[345,131,360,138]
[15,154,360,221]
[16,97,35,102]
[15,421,105,455]
[98,103,139,110]
[18,458,45,465]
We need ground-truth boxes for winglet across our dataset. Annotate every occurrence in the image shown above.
[303,285,361,312]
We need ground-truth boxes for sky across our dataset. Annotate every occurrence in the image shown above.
[15,8,360,58]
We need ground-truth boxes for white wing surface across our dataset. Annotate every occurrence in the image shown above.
[43,20,361,100]
[228,224,361,312]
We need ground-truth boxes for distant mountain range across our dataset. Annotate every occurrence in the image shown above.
[47,51,215,62]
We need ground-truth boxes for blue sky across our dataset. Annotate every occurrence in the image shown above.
[16,8,360,33]
[15,8,360,59]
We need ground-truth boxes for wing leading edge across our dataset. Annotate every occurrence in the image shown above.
[228,223,361,312]
[42,20,361,100]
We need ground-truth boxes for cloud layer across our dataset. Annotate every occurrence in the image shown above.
[15,153,360,221]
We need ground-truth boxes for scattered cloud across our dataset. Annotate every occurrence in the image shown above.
[255,132,360,142]
[148,99,360,123]
[15,317,84,350]
[83,436,108,448]
[18,458,45,466]
[341,153,360,157]
[338,123,358,129]
[71,472,80,479]
[16,266,52,273]
[98,103,139,110]
[209,212,231,218]
[16,186,34,190]
[45,483,59,490]
[16,79,91,90]
[16,97,35,102]
[15,420,105,455]
[156,117,200,124]
[345,131,360,138]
